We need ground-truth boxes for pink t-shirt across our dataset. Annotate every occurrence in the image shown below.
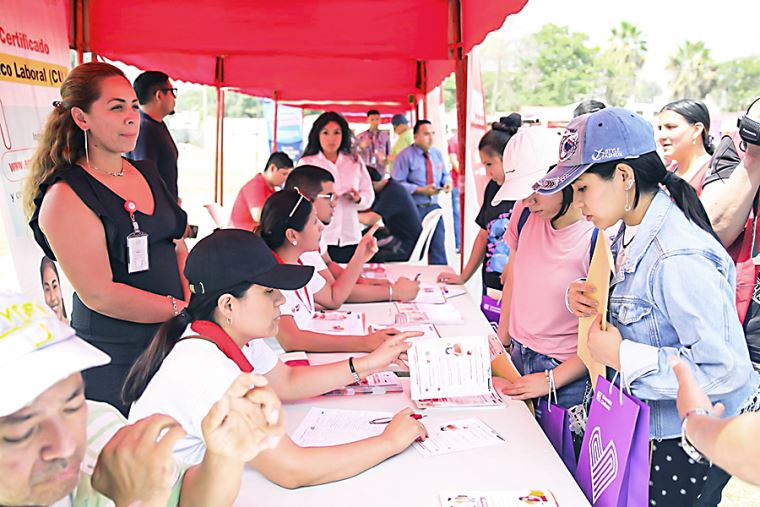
[507,201,595,362]
[229,174,275,230]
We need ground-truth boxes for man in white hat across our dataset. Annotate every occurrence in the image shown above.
[0,291,283,507]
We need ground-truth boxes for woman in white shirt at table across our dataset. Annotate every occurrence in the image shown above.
[123,229,427,489]
[259,188,410,353]
[299,111,374,264]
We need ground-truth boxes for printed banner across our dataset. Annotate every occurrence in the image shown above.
[0,0,72,323]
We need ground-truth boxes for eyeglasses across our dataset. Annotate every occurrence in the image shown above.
[289,187,312,217]
[161,88,178,97]
[316,192,337,203]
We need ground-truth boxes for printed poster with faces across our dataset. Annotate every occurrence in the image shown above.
[408,335,492,401]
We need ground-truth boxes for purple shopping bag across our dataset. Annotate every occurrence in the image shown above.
[481,294,501,331]
[575,375,650,507]
[535,398,576,472]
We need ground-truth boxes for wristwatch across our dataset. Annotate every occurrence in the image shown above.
[680,408,712,463]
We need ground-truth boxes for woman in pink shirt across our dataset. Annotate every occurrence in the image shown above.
[493,127,594,410]
[299,112,374,263]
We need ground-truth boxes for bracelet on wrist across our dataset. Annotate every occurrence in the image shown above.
[348,356,362,383]
[167,295,179,317]
[389,284,394,302]
[680,408,713,463]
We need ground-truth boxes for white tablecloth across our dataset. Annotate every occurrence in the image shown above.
[234,265,590,507]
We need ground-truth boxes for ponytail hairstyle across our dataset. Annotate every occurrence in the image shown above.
[478,113,522,158]
[121,281,252,404]
[585,151,718,240]
[660,99,714,155]
[23,62,128,218]
[258,188,313,250]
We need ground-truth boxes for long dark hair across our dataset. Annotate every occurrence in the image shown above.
[478,113,522,158]
[302,111,353,157]
[258,189,313,250]
[121,282,251,404]
[660,99,714,155]
[585,151,717,239]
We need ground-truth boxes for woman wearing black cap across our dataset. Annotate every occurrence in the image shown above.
[123,229,426,488]
[259,188,412,353]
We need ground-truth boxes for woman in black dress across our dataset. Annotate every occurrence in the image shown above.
[24,62,188,415]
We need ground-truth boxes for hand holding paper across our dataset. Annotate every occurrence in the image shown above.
[578,232,614,387]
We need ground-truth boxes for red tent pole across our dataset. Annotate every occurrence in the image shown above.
[273,91,279,152]
[214,86,221,203]
[450,0,468,272]
[74,0,84,64]
[219,88,226,206]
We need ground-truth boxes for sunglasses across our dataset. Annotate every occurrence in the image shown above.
[289,187,312,217]
[161,87,178,97]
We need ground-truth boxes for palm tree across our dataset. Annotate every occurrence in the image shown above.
[667,41,718,100]
[602,21,648,106]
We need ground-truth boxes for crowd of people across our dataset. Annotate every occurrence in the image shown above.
[4,59,760,507]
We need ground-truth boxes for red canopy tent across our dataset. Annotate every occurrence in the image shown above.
[67,0,528,265]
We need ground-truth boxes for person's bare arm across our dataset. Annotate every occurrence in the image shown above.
[701,103,760,246]
[496,253,516,345]
[358,210,382,226]
[38,181,180,323]
[438,229,487,285]
[275,315,399,353]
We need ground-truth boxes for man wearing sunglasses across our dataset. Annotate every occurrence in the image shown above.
[128,70,181,201]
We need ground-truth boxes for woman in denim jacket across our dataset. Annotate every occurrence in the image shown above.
[535,108,760,506]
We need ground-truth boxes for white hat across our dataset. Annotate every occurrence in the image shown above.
[0,291,110,417]
[492,127,562,205]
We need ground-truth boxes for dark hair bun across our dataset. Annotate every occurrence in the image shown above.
[492,113,522,134]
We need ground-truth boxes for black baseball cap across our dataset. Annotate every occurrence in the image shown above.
[184,229,313,295]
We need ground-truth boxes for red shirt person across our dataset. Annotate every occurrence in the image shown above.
[229,152,293,230]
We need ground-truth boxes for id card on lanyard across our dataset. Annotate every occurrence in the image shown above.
[124,200,149,274]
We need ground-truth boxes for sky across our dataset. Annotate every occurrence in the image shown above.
[490,0,760,98]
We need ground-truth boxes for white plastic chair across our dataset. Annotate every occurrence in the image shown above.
[203,203,230,229]
[406,208,443,265]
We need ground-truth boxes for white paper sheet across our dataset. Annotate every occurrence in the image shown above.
[290,407,390,447]
[439,490,558,507]
[394,302,464,325]
[303,311,366,335]
[370,323,440,341]
[413,283,447,304]
[408,335,492,401]
[413,417,506,457]
[414,387,506,410]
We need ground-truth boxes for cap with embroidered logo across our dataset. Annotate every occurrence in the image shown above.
[532,107,657,195]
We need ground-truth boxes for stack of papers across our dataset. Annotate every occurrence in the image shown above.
[303,311,366,335]
[394,302,464,325]
[362,263,387,279]
[439,490,558,506]
[408,335,503,410]
[324,371,404,396]
[413,283,447,304]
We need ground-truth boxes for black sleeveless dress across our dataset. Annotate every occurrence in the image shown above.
[29,159,187,415]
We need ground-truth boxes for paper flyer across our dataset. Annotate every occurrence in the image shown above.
[408,335,491,401]
[413,417,506,457]
[439,490,558,507]
[304,310,366,335]
[290,407,389,447]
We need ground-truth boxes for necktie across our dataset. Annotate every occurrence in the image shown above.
[424,151,433,186]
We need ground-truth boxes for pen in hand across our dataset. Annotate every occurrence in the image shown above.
[414,273,422,281]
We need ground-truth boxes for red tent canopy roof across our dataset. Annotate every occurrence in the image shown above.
[73,0,528,106]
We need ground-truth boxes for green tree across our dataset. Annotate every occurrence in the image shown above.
[599,21,648,106]
[715,56,760,111]
[666,41,718,100]
[510,24,601,107]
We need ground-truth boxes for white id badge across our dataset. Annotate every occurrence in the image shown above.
[126,232,150,273]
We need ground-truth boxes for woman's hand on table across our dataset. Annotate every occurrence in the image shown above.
[392,277,420,301]
[500,372,550,400]
[362,331,421,370]
[381,408,428,452]
[437,271,464,285]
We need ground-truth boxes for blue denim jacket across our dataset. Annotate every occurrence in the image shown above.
[610,191,759,439]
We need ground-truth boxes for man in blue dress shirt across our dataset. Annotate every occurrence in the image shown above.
[391,120,452,264]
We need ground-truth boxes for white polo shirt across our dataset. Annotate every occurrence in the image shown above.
[128,325,279,465]
[280,270,326,329]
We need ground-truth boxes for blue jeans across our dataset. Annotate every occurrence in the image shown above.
[416,203,447,265]
[451,187,461,252]
[510,339,587,410]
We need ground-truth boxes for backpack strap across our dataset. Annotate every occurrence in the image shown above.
[589,228,599,263]
[516,207,531,237]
